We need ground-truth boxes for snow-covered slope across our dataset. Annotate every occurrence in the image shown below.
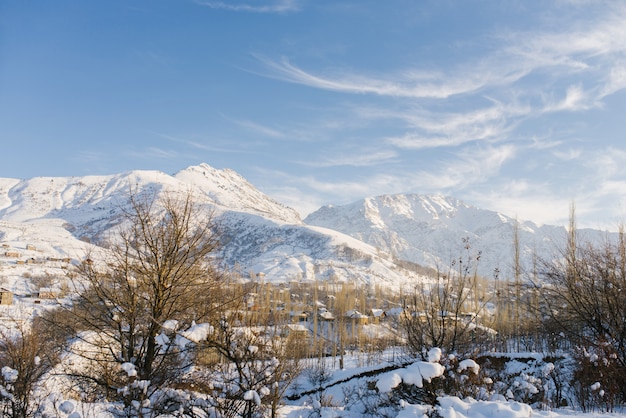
[304,194,608,279]
[0,164,419,289]
[217,210,413,285]
[1,165,613,287]
[173,163,301,224]
[0,164,299,226]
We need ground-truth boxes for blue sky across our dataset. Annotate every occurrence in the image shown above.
[2,1,626,229]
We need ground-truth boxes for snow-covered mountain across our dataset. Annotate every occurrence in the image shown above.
[0,163,299,225]
[173,164,301,224]
[0,163,418,289]
[304,194,612,279]
[1,163,613,288]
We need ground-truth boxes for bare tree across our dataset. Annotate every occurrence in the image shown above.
[402,238,494,357]
[47,190,234,414]
[199,289,304,418]
[539,207,626,407]
[0,317,58,418]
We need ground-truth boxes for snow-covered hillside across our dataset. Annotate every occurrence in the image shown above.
[0,164,421,290]
[0,163,298,226]
[1,164,616,287]
[173,163,301,224]
[304,194,612,279]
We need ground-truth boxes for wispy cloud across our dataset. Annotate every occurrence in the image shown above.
[71,150,107,164]
[254,55,491,99]
[194,0,301,14]
[254,3,626,127]
[131,50,171,66]
[302,149,398,168]
[587,147,626,180]
[543,85,590,112]
[126,147,178,160]
[504,4,626,109]
[220,115,287,139]
[255,164,414,211]
[156,133,257,154]
[599,63,626,98]
[527,135,563,150]
[552,147,582,161]
[420,144,517,190]
[297,144,514,204]
[507,7,626,66]
[467,186,573,227]
[497,145,626,228]
[384,102,524,150]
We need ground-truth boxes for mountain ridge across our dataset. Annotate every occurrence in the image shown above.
[0,163,610,285]
[304,193,604,278]
[0,164,418,288]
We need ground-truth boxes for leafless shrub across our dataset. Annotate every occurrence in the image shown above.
[0,317,58,418]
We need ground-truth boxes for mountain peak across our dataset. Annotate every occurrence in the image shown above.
[173,163,301,224]
[304,192,569,278]
[0,164,416,289]
[0,163,301,226]
[0,166,605,286]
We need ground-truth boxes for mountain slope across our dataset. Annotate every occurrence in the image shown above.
[0,164,418,289]
[2,165,613,287]
[304,194,595,278]
[0,163,299,226]
[173,163,301,224]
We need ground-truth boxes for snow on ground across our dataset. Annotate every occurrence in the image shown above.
[2,311,625,418]
[279,351,625,418]
[280,396,626,418]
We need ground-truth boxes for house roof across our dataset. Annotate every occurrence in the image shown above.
[370,308,385,317]
[285,324,309,332]
[319,311,335,320]
[345,309,368,319]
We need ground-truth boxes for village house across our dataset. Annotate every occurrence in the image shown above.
[47,256,73,264]
[385,306,411,321]
[368,308,386,324]
[281,323,311,357]
[290,310,309,323]
[318,310,335,322]
[283,323,310,338]
[37,287,60,299]
[345,309,369,325]
[0,288,13,305]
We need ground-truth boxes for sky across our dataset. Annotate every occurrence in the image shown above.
[2,1,626,230]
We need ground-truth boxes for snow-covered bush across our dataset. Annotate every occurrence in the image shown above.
[402,239,495,358]
[342,382,397,418]
[428,354,487,401]
[341,348,447,416]
[36,191,237,415]
[200,318,303,418]
[0,318,58,418]
[476,353,568,409]
[305,361,339,414]
[571,344,624,412]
